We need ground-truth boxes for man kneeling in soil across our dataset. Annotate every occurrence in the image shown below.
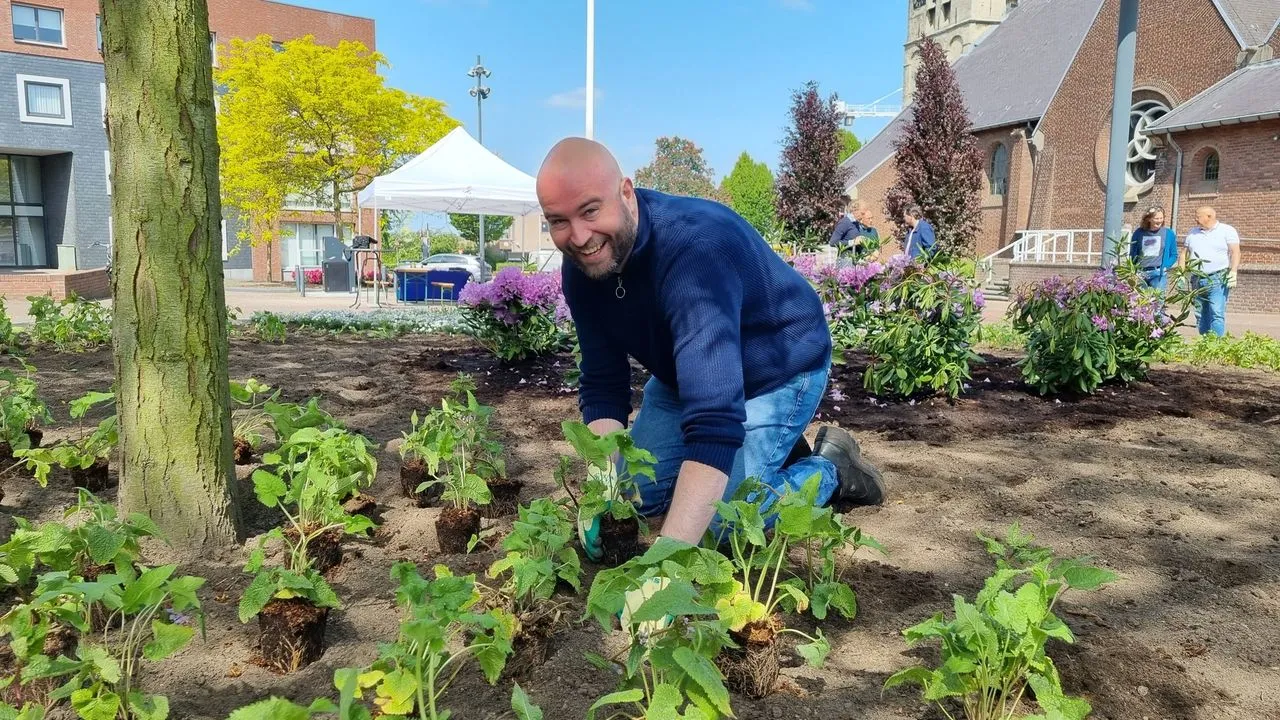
[535,137,886,561]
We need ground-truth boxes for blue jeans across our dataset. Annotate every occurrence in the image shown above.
[629,366,839,540]
[1141,268,1167,293]
[1194,273,1230,336]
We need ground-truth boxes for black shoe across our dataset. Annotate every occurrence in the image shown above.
[813,426,885,508]
[782,434,812,469]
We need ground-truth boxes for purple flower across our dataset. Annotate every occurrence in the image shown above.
[1151,327,1165,339]
[869,301,883,314]
[829,388,848,402]
[971,288,986,309]
[1091,315,1111,331]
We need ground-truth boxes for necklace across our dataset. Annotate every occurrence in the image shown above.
[615,275,626,299]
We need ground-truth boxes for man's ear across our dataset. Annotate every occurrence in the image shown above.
[621,176,635,199]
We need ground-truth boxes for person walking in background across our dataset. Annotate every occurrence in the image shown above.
[902,205,937,259]
[829,199,881,261]
[1179,205,1240,337]
[1129,206,1179,291]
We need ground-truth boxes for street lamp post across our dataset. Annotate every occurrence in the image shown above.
[1102,0,1140,267]
[468,55,492,277]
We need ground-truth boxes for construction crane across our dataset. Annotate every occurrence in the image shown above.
[834,89,903,127]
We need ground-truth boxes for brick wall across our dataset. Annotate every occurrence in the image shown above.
[0,269,109,300]
[1032,0,1242,231]
[851,157,901,251]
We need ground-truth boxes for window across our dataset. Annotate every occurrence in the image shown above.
[283,183,353,211]
[221,219,229,261]
[16,75,72,126]
[989,144,1009,195]
[96,15,101,52]
[12,4,63,45]
[928,8,936,26]
[0,155,49,267]
[943,1,951,23]
[210,32,217,66]
[271,40,284,52]
[279,223,351,268]
[1203,152,1220,182]
[1126,98,1170,193]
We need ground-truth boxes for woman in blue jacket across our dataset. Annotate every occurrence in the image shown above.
[1129,206,1179,291]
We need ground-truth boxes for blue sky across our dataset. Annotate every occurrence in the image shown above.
[292,0,905,186]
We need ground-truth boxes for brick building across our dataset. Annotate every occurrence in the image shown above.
[0,0,374,290]
[846,0,1280,310]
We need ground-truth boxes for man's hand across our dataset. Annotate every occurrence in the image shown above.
[1227,269,1239,288]
[577,464,619,563]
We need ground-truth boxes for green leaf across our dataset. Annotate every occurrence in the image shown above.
[143,621,194,661]
[309,575,342,609]
[0,564,19,584]
[796,629,830,667]
[84,525,126,566]
[226,697,316,720]
[631,580,710,623]
[238,572,275,622]
[815,582,858,621]
[126,692,169,720]
[586,689,644,720]
[562,421,608,467]
[646,683,683,720]
[1027,673,1092,720]
[122,565,177,610]
[82,645,121,684]
[672,647,732,716]
[510,683,543,720]
[124,513,163,539]
[251,470,287,509]
[1060,564,1117,591]
[70,688,119,720]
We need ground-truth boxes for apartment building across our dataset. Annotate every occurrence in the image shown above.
[0,0,374,284]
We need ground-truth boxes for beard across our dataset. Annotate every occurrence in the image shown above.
[569,210,637,280]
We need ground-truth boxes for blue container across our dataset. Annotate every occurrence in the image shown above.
[396,271,427,302]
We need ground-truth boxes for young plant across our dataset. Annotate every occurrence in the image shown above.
[0,363,52,459]
[13,392,116,490]
[584,539,738,720]
[263,396,342,443]
[885,525,1118,720]
[0,490,162,594]
[23,564,204,720]
[557,421,656,565]
[710,480,832,698]
[345,562,514,720]
[486,498,582,614]
[773,473,885,621]
[229,379,280,463]
[0,572,85,708]
[0,297,17,349]
[24,295,112,353]
[251,312,287,344]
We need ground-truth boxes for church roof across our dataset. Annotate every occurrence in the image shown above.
[843,0,1104,186]
[1148,59,1280,133]
[1213,0,1280,48]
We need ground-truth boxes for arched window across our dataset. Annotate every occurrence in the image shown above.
[1203,151,1220,182]
[949,36,964,61]
[1126,98,1170,193]
[989,144,1010,195]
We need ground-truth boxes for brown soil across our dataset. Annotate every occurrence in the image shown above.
[232,437,254,465]
[0,429,42,463]
[481,476,523,519]
[399,457,441,507]
[505,607,563,681]
[437,506,481,554]
[717,615,783,699]
[281,526,344,574]
[257,598,328,674]
[1,334,1276,720]
[598,514,642,566]
[69,458,112,492]
[81,563,121,632]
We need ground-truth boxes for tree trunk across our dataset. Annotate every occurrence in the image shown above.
[102,0,243,553]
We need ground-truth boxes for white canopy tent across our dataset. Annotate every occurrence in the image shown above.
[356,126,542,217]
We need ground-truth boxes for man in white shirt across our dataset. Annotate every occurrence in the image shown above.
[1178,206,1240,336]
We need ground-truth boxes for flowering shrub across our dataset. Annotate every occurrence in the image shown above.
[861,256,985,398]
[791,255,887,352]
[302,268,322,285]
[458,267,571,362]
[1009,268,1194,395]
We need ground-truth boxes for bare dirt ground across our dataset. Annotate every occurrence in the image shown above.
[2,333,1277,720]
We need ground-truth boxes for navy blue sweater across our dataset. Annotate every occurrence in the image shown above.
[563,188,832,475]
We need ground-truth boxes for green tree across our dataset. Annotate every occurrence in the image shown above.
[839,128,862,163]
[449,214,513,247]
[775,81,852,246]
[429,232,464,255]
[103,0,242,550]
[719,152,777,235]
[216,35,458,252]
[634,136,720,200]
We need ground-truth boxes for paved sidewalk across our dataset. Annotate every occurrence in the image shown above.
[981,299,1280,339]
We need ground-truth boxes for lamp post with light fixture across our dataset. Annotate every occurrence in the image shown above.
[468,55,492,277]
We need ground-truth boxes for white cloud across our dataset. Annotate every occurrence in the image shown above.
[779,0,814,10]
[545,86,604,109]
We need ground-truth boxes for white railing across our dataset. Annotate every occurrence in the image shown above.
[1010,229,1104,265]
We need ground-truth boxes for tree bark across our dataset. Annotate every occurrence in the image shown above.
[102,0,243,552]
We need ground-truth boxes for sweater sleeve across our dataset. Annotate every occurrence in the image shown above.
[662,237,747,475]
[829,217,852,247]
[567,285,632,427]
[1163,228,1179,268]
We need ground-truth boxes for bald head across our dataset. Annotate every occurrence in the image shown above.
[1196,205,1217,229]
[537,137,639,279]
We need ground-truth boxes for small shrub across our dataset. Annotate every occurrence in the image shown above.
[250,311,287,343]
[862,257,985,399]
[0,362,52,455]
[458,268,571,362]
[302,268,323,285]
[886,524,1117,720]
[0,297,17,349]
[25,294,112,352]
[789,255,886,354]
[1010,267,1194,395]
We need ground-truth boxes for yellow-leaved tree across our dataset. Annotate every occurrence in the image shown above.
[215,35,459,276]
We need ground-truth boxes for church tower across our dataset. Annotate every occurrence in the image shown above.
[904,0,1014,100]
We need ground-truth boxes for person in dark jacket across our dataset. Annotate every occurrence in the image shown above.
[902,205,937,259]
[1128,206,1179,292]
[536,137,885,560]
[829,199,881,260]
